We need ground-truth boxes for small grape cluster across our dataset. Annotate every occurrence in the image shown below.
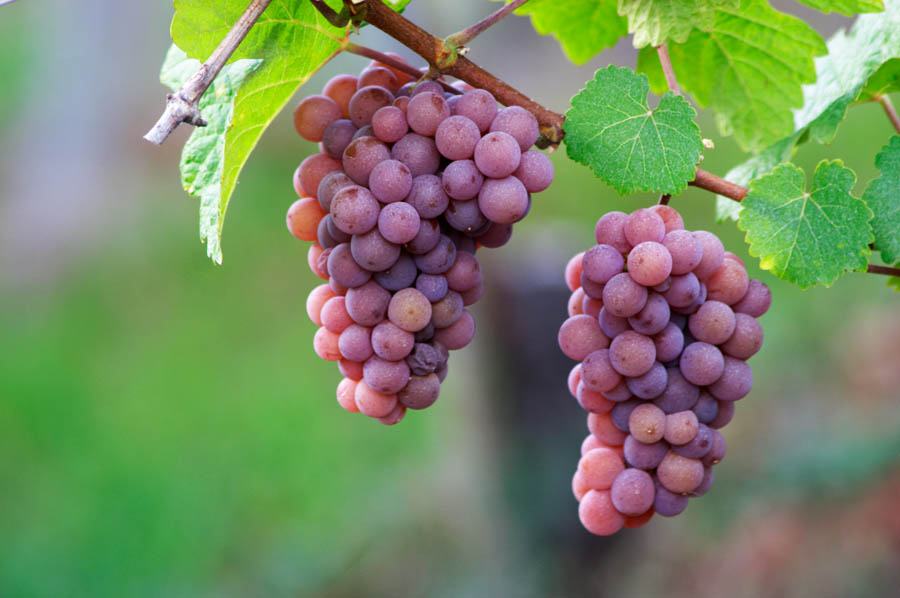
[558,205,771,534]
[287,56,554,425]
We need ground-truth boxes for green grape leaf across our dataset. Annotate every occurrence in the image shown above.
[160,45,262,263]
[887,272,900,291]
[857,58,900,102]
[862,136,900,263]
[738,161,874,288]
[171,0,347,263]
[794,0,883,14]
[715,131,804,222]
[492,0,627,64]
[794,1,900,144]
[564,66,702,195]
[635,0,826,152]
[617,0,738,49]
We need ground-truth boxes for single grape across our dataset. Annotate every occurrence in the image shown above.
[358,67,399,94]
[599,307,631,339]
[595,211,631,254]
[348,85,394,127]
[406,343,443,376]
[513,150,554,193]
[442,159,485,201]
[588,411,628,446]
[688,300,736,345]
[611,399,642,433]
[308,243,327,280]
[445,251,482,292]
[336,377,360,412]
[407,91,450,136]
[368,159,413,204]
[377,403,407,425]
[410,80,444,97]
[732,279,772,317]
[489,105,539,151]
[405,218,442,255]
[623,436,668,470]
[398,373,441,409]
[344,280,391,326]
[624,208,665,245]
[664,410,699,445]
[286,197,327,242]
[692,392,719,424]
[578,448,625,490]
[580,273,605,300]
[691,466,715,497]
[582,244,624,284]
[391,133,441,177]
[572,470,591,501]
[445,199,488,234]
[568,363,582,397]
[602,380,633,402]
[338,323,374,362]
[579,489,625,536]
[354,380,398,418]
[610,468,655,516]
[559,315,611,361]
[627,241,673,287]
[476,222,513,248]
[306,284,336,327]
[672,423,712,459]
[321,119,358,159]
[351,228,401,272]
[363,355,411,395]
[702,429,727,466]
[707,356,753,401]
[609,330,656,377]
[662,272,701,308]
[313,327,342,361]
[433,310,476,350]
[454,89,498,133]
[387,288,432,332]
[625,361,668,399]
[338,358,364,381]
[721,313,763,360]
[293,94,342,142]
[435,115,481,160]
[297,153,343,200]
[581,349,623,393]
[602,273,648,318]
[652,368,700,414]
[564,252,584,292]
[692,231,725,280]
[662,229,703,275]
[371,321,416,361]
[474,131,522,178]
[652,482,689,517]
[316,170,355,212]
[582,295,603,319]
[373,252,417,292]
[327,243,372,288]
[628,292,670,336]
[706,259,750,305]
[568,289,585,316]
[576,381,615,413]
[377,202,421,245]
[323,74,358,118]
[629,403,666,443]
[648,205,685,233]
[657,451,704,494]
[320,296,354,334]
[405,174,450,219]
[680,342,725,386]
[431,291,464,328]
[708,400,734,429]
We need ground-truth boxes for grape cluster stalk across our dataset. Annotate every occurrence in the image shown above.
[287,55,554,425]
[558,206,771,534]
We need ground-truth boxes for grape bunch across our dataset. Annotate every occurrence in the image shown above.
[287,55,554,425]
[558,205,771,534]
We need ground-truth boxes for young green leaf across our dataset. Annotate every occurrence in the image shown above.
[565,66,702,195]
[618,0,738,49]
[635,0,826,152]
[793,0,883,15]
[862,136,900,263]
[887,273,900,291]
[171,0,347,263]
[739,161,874,288]
[794,0,900,144]
[160,46,262,264]
[857,58,900,102]
[715,131,804,222]
[491,0,627,64]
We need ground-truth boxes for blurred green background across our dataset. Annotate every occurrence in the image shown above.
[1,2,899,597]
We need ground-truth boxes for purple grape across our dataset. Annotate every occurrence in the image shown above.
[652,368,699,414]
[611,398,642,432]
[599,307,630,339]
[442,159,484,200]
[582,244,624,284]
[342,136,391,185]
[663,229,703,275]
[602,273,648,318]
[371,105,408,143]
[477,176,529,224]
[680,342,725,386]
[513,150,554,193]
[316,170,354,212]
[325,214,352,244]
[371,321,415,361]
[405,218,441,255]
[445,199,488,234]
[692,391,719,424]
[363,355,410,394]
[410,80,443,97]
[368,159,413,203]
[444,251,482,293]
[321,119,357,159]
[673,423,712,458]
[327,243,371,288]
[391,133,441,177]
[378,202,421,244]
[707,356,753,401]
[474,131,522,179]
[351,228,401,272]
[721,313,763,360]
[653,482,689,517]
[414,235,457,274]
[708,400,734,429]
[610,468,655,516]
[373,252,417,292]
[594,211,630,254]
[435,115,481,160]
[338,323,373,362]
[688,300,736,345]
[415,273,449,302]
[732,279,772,317]
[489,105,539,151]
[623,436,668,470]
[348,85,394,127]
[691,466,715,496]
[398,373,441,409]
[475,222,513,248]
[433,310,476,350]
[454,89,498,133]
[407,91,450,136]
[405,343,441,375]
[406,174,450,219]
[431,291,464,328]
[625,361,667,399]
[345,280,391,326]
[627,292,670,335]
[330,185,380,235]
[662,272,701,308]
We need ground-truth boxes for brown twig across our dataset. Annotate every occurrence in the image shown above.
[867,264,900,277]
[143,0,273,145]
[350,0,565,145]
[658,194,671,205]
[344,42,460,94]
[877,95,900,135]
[656,44,680,95]
[689,169,748,201]
[445,0,530,47]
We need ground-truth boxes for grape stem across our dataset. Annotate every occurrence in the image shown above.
[344,42,461,94]
[866,264,900,277]
[143,0,273,145]
[877,95,900,135]
[689,169,748,201]
[346,0,565,146]
[656,44,680,95]
[444,0,531,49]
[658,194,671,205]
